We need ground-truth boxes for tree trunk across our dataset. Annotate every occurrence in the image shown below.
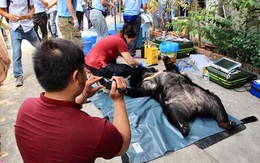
[217,0,225,17]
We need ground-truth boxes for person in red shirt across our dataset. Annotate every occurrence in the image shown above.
[85,23,142,79]
[15,38,131,162]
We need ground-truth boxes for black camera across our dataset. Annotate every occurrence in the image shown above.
[99,78,127,94]
[99,78,113,90]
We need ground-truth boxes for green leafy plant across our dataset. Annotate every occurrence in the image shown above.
[187,0,260,66]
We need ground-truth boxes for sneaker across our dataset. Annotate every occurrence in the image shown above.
[15,76,23,87]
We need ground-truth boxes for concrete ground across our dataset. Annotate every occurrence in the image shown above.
[0,39,260,163]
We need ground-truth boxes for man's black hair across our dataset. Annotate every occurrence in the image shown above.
[120,23,137,38]
[33,38,85,92]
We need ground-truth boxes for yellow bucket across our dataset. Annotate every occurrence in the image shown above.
[146,46,159,65]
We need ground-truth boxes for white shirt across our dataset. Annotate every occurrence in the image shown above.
[0,0,34,32]
[34,0,46,14]
[47,0,57,14]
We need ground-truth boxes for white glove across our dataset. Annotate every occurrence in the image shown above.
[73,19,79,29]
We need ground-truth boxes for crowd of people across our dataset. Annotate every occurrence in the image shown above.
[0,0,150,162]
[0,0,148,87]
[0,0,85,87]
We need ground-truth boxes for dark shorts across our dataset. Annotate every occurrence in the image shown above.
[86,63,133,79]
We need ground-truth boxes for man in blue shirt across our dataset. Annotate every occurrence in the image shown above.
[0,0,40,87]
[122,0,148,57]
[76,0,84,31]
[57,0,82,47]
[90,0,114,42]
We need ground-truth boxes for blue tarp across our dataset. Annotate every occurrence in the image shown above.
[91,91,241,163]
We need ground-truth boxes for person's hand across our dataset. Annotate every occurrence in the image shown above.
[46,4,50,10]
[109,76,127,100]
[26,13,33,20]
[82,75,103,98]
[20,14,32,20]
[109,3,115,9]
[73,19,79,29]
[9,14,21,22]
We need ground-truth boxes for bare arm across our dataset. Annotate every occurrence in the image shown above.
[101,0,113,8]
[39,0,49,8]
[47,0,58,9]
[121,52,140,67]
[66,0,77,21]
[142,3,147,13]
[0,8,21,22]
[109,77,131,156]
[25,4,35,20]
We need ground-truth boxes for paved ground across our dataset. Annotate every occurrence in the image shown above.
[0,39,260,163]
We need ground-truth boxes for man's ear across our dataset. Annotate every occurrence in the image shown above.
[72,70,81,84]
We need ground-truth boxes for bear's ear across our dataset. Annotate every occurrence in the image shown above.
[162,56,170,64]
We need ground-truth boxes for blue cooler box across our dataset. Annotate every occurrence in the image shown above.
[250,79,260,98]
[82,30,98,57]
[108,23,124,35]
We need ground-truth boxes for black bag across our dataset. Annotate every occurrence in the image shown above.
[123,14,139,24]
[100,10,107,18]
[89,6,107,18]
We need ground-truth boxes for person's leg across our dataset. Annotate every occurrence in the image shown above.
[10,27,23,79]
[47,13,51,36]
[104,63,133,78]
[86,63,133,79]
[76,11,84,31]
[49,11,58,37]
[90,10,108,42]
[58,17,83,48]
[128,16,141,56]
[84,7,92,29]
[38,12,48,41]
[32,14,41,41]
[25,28,40,48]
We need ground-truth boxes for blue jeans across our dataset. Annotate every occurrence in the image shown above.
[90,9,108,42]
[48,11,58,37]
[10,26,40,78]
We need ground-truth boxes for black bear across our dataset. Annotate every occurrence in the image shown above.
[126,56,236,137]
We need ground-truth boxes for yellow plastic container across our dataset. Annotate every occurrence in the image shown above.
[144,42,148,58]
[146,46,159,65]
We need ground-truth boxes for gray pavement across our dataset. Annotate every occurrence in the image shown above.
[1,40,260,162]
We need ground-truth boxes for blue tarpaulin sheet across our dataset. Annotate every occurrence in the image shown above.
[90,91,241,163]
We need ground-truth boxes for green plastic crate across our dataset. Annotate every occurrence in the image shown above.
[206,66,247,89]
